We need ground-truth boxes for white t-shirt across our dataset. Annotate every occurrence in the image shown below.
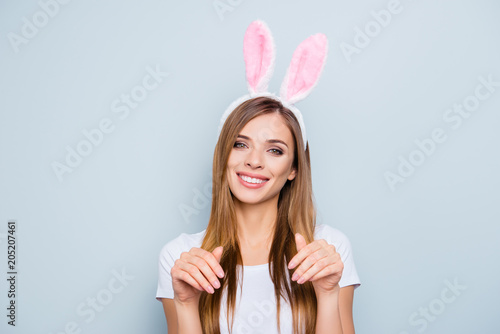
[156,224,361,333]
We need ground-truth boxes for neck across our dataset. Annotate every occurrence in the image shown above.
[234,196,278,249]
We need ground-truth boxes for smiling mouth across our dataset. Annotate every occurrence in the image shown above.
[237,174,269,184]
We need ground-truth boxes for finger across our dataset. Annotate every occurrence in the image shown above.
[171,265,204,292]
[212,246,225,280]
[287,233,308,269]
[185,250,223,291]
[295,233,307,252]
[288,239,324,270]
[191,247,225,279]
[212,246,224,268]
[181,249,220,292]
[300,252,342,283]
[177,260,216,294]
[296,256,330,284]
[291,247,329,281]
[309,262,343,282]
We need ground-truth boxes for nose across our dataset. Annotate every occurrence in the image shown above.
[245,147,263,169]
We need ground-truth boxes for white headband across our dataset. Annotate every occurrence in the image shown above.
[216,20,329,150]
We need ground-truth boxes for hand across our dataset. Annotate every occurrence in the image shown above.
[171,246,225,305]
[287,233,344,295]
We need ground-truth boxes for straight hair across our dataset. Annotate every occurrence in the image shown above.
[199,96,317,334]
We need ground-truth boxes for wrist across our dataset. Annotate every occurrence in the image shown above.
[174,295,200,309]
[174,296,203,334]
[314,283,340,300]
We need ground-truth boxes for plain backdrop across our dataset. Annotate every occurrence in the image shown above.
[1,0,499,333]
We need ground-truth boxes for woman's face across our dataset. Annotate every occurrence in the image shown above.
[226,113,297,206]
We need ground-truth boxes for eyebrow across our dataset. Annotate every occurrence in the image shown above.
[237,134,289,148]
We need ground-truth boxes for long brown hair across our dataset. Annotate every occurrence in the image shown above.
[199,96,317,334]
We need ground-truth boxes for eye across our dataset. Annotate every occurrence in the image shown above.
[234,141,246,148]
[269,148,283,156]
[234,142,283,156]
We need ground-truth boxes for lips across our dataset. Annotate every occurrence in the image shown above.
[236,171,269,181]
[236,171,269,189]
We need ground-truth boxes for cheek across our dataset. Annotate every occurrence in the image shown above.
[227,150,241,165]
[271,159,294,176]
[226,153,236,167]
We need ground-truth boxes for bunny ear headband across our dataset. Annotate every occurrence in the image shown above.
[216,20,329,150]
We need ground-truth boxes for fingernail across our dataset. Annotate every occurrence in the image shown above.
[207,286,214,294]
[297,276,305,284]
[288,261,296,269]
[212,280,220,289]
[291,272,299,281]
[218,270,225,278]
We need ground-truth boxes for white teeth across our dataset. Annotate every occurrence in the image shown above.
[239,174,267,184]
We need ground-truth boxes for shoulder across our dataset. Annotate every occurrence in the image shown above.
[158,229,206,264]
[156,229,206,300]
[314,223,351,249]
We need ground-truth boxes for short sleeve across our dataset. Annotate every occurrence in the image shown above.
[156,230,206,301]
[315,224,361,290]
[156,242,177,300]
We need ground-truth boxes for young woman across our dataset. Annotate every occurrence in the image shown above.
[156,21,360,334]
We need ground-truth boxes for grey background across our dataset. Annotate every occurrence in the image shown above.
[1,0,499,333]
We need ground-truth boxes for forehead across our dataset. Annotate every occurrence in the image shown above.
[240,113,293,142]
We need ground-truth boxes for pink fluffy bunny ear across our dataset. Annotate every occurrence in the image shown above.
[280,33,328,105]
[243,20,276,94]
